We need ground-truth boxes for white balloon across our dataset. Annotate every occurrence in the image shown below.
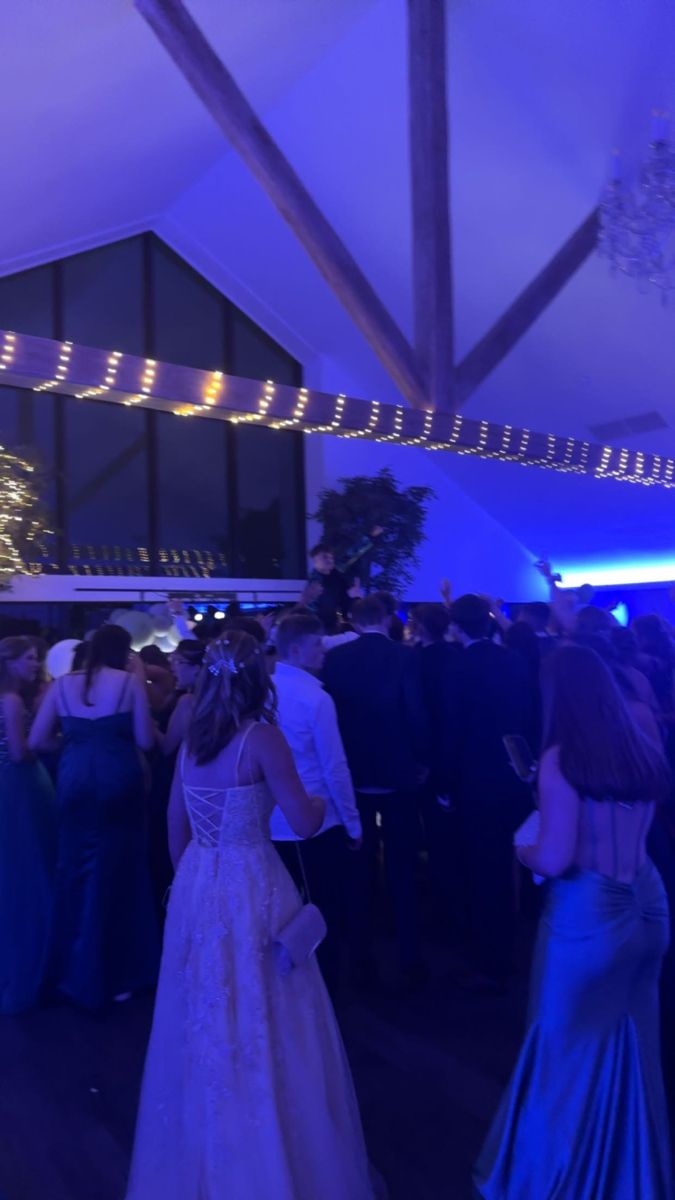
[46,639,81,679]
[110,610,155,651]
[148,602,174,634]
[163,623,181,648]
[154,635,176,654]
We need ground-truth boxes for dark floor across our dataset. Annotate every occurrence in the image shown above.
[0,940,532,1200]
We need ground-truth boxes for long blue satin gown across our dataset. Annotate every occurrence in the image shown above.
[51,677,159,1008]
[0,706,56,1014]
[475,810,673,1199]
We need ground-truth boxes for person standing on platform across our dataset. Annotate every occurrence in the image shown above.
[303,527,383,633]
[0,637,56,1014]
[270,613,362,998]
[323,594,430,990]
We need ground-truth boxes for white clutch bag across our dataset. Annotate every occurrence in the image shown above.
[273,844,327,975]
[273,903,327,975]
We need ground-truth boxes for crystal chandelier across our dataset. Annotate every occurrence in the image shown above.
[599,112,675,300]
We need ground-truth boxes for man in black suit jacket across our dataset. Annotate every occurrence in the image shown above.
[440,594,537,989]
[322,594,430,985]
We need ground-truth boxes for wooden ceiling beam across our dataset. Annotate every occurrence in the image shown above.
[455,208,599,407]
[407,0,454,410]
[135,0,427,410]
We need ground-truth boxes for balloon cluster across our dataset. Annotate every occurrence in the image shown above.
[45,604,187,679]
[109,604,182,653]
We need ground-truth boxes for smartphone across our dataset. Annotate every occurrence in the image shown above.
[503,735,537,783]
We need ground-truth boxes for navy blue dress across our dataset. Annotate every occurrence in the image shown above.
[0,704,56,1013]
[51,676,159,1008]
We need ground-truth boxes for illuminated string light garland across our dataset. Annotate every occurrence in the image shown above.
[203,369,223,407]
[0,445,50,581]
[34,340,73,393]
[6,329,675,492]
[0,331,16,372]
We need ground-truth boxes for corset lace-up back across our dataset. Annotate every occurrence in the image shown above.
[180,724,274,850]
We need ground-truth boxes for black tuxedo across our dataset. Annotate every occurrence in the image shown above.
[322,634,430,972]
[437,639,537,980]
[322,633,429,790]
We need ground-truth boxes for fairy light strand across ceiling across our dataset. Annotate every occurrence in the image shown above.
[0,328,672,490]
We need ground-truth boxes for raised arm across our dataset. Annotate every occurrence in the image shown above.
[535,559,577,636]
[517,746,579,877]
[255,724,324,839]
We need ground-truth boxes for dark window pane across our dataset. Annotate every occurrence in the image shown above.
[235,424,303,578]
[151,238,225,370]
[0,265,54,338]
[156,411,229,573]
[64,398,148,563]
[62,238,144,355]
[231,309,300,385]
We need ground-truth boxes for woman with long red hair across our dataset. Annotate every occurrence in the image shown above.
[476,643,672,1199]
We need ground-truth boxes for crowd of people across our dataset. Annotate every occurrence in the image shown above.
[0,551,674,1198]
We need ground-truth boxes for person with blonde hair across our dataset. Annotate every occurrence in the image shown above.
[0,636,56,1013]
[126,630,376,1200]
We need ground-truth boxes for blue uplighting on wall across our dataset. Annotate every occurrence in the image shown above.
[560,561,675,588]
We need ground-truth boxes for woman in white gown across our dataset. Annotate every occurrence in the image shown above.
[126,631,375,1200]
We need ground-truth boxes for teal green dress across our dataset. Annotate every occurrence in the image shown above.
[0,705,56,1014]
[52,678,159,1009]
[475,854,673,1198]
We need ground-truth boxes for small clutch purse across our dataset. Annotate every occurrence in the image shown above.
[273,843,327,975]
[273,902,327,975]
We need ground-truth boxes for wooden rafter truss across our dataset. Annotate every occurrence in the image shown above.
[135,0,598,414]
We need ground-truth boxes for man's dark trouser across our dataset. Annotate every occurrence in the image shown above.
[457,804,518,982]
[351,790,422,973]
[274,826,348,998]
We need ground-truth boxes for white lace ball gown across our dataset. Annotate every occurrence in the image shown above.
[126,733,374,1200]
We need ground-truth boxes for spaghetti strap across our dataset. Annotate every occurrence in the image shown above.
[234,723,256,786]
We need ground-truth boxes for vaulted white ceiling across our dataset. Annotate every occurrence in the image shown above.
[4,0,675,574]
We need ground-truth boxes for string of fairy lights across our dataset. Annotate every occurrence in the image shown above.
[0,328,672,494]
[0,445,50,579]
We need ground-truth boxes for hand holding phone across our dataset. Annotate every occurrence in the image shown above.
[503,735,538,784]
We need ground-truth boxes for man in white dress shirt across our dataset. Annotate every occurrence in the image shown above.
[271,613,362,997]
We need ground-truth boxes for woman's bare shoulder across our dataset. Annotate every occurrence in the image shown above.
[250,722,284,753]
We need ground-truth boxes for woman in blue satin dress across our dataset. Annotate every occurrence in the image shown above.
[30,625,159,1009]
[475,643,673,1200]
[0,637,56,1014]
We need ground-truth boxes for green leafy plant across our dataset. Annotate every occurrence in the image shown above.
[310,467,434,594]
